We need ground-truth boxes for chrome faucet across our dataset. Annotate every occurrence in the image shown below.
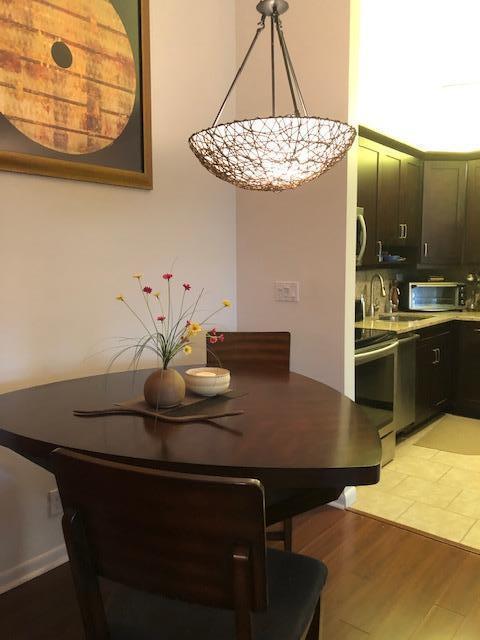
[369,273,387,317]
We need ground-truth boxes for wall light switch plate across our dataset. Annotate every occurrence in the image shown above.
[274,281,300,302]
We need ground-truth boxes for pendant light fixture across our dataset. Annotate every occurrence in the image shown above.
[189,0,356,192]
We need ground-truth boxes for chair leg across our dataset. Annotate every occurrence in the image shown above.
[284,517,293,552]
[305,599,321,640]
[266,518,293,551]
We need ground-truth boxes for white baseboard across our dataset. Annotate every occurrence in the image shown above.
[0,544,68,595]
[329,486,357,510]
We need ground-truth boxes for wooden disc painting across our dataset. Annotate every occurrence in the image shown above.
[0,0,137,155]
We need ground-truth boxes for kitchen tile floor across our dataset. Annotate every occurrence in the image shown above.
[352,414,480,550]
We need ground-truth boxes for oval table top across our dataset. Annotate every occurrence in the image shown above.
[0,368,382,489]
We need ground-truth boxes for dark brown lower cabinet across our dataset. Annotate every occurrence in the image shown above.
[415,325,454,425]
[455,322,480,418]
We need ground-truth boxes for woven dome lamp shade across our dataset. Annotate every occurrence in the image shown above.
[189,0,356,192]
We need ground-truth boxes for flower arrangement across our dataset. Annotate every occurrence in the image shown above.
[112,273,232,372]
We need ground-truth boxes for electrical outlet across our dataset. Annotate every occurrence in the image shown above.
[48,489,63,518]
[274,281,300,302]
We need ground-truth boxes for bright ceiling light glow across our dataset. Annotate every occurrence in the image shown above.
[358,0,480,151]
[190,117,356,192]
[189,1,356,191]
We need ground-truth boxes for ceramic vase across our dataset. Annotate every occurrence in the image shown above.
[144,368,186,409]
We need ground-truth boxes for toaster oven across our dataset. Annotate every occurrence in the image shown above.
[400,282,466,312]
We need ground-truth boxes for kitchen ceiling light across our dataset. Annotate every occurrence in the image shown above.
[189,0,356,192]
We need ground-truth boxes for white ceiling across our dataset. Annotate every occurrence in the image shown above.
[358,0,480,151]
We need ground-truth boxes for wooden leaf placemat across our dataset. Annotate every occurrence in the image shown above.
[73,390,248,423]
[118,389,247,418]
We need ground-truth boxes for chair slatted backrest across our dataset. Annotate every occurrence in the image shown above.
[52,449,268,622]
[207,332,291,372]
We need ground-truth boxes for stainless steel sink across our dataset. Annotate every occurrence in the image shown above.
[379,313,434,322]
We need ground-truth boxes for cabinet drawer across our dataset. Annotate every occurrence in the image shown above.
[416,322,454,343]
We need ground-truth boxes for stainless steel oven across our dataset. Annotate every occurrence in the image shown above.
[355,330,398,465]
[400,282,466,311]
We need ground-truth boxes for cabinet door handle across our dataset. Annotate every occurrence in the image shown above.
[404,224,408,239]
[399,224,403,239]
[424,242,429,258]
[432,348,437,365]
[377,240,383,262]
[437,348,441,364]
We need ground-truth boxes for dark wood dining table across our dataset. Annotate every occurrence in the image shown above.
[0,367,382,491]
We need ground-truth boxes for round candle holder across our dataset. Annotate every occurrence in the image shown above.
[184,367,231,397]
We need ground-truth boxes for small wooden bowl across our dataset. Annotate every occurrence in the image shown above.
[184,367,230,397]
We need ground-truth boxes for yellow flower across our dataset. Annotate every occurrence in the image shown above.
[132,273,143,280]
[183,345,192,355]
[115,294,125,301]
[222,299,232,308]
[189,322,202,335]
[153,291,161,299]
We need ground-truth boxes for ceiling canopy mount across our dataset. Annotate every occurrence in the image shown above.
[256,0,289,17]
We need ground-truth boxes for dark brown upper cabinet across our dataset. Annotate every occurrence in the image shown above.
[357,136,423,267]
[464,159,480,264]
[421,161,467,265]
[399,157,423,252]
[377,152,401,248]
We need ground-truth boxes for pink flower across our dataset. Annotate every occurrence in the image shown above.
[210,328,217,335]
[157,315,166,322]
[163,273,173,280]
[209,336,218,344]
[183,283,191,291]
[186,320,191,326]
[218,334,225,342]
[143,286,152,294]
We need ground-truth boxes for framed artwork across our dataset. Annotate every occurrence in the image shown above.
[0,0,152,189]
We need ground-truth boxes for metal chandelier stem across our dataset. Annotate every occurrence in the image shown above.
[271,15,276,117]
[212,16,266,127]
[212,4,309,127]
[274,14,308,117]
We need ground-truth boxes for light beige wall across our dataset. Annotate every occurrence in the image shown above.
[236,0,356,392]
[0,0,237,587]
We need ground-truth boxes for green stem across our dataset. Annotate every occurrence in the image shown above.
[188,288,204,324]
[138,279,160,368]
[199,305,227,327]
[167,279,171,334]
[120,299,157,344]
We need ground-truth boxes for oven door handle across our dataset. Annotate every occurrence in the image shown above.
[355,340,399,363]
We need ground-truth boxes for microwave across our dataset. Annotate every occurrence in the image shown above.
[400,282,466,311]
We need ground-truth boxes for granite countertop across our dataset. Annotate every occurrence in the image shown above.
[356,310,480,335]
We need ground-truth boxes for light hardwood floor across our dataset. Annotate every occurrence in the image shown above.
[2,506,480,639]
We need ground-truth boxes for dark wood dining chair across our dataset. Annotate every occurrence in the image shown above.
[206,331,291,372]
[52,448,327,640]
[207,331,343,552]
